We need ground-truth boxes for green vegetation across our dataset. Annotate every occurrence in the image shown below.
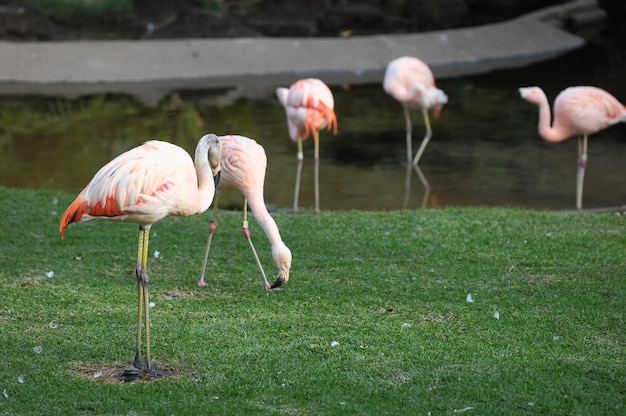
[0,186,624,415]
[26,0,132,20]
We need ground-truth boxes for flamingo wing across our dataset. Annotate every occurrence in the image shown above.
[285,79,337,140]
[555,87,626,135]
[59,141,195,235]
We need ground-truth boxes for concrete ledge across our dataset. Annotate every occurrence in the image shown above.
[0,0,600,105]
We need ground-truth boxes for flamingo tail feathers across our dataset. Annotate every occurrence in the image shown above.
[59,194,124,237]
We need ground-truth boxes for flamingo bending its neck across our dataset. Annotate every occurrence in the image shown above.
[276,78,338,212]
[197,134,292,290]
[59,134,222,375]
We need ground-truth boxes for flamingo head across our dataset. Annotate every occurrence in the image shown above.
[518,87,546,106]
[429,88,448,119]
[270,243,292,289]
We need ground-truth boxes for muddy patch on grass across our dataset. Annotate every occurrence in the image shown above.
[74,363,181,383]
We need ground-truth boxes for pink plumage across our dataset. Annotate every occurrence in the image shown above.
[276,78,338,212]
[519,85,626,209]
[276,78,337,142]
[60,139,220,235]
[383,56,448,165]
[197,135,291,289]
[519,86,626,142]
[59,134,222,375]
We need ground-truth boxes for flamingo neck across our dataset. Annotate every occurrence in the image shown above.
[245,190,284,251]
[535,95,567,142]
[244,188,291,280]
[194,136,218,213]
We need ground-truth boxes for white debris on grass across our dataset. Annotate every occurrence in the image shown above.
[33,346,42,354]
[454,407,474,413]
[401,322,411,330]
[93,371,103,379]
[149,302,155,308]
[17,376,24,384]
[330,341,340,347]
[153,250,160,259]
[466,293,474,303]
[493,311,500,320]
[45,271,54,278]
[3,389,8,399]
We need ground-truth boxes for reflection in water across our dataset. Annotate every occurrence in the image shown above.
[0,40,625,211]
[403,165,432,210]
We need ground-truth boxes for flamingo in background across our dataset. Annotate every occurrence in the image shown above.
[59,134,222,375]
[276,78,338,212]
[197,134,292,290]
[519,86,626,209]
[383,56,448,166]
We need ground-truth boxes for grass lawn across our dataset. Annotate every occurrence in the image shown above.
[0,186,624,415]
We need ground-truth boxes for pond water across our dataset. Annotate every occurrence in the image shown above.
[1,32,624,212]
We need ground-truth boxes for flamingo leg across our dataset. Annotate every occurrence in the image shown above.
[241,199,271,290]
[133,228,146,370]
[576,134,588,210]
[293,137,303,211]
[412,109,432,166]
[403,163,411,209]
[198,199,219,287]
[403,106,413,166]
[133,226,168,376]
[314,130,320,213]
[413,164,431,208]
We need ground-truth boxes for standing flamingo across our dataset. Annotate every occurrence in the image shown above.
[59,134,222,375]
[197,134,292,290]
[519,86,626,209]
[383,56,448,166]
[276,78,338,212]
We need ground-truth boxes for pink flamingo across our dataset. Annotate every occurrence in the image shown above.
[519,86,626,209]
[197,134,292,290]
[383,56,448,166]
[59,134,222,375]
[276,78,338,212]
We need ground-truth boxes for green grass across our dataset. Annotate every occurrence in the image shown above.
[0,187,624,415]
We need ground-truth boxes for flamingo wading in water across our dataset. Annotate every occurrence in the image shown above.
[383,56,448,166]
[197,134,292,290]
[519,86,626,209]
[59,134,222,375]
[276,78,338,212]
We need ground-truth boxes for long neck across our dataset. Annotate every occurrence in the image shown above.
[245,189,284,250]
[194,136,218,213]
[535,93,567,142]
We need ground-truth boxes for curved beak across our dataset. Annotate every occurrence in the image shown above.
[433,106,442,120]
[213,170,222,188]
[213,170,221,188]
[270,269,289,289]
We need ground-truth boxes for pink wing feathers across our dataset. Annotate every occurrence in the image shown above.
[281,79,338,141]
[554,86,626,136]
[59,141,195,236]
[383,56,435,106]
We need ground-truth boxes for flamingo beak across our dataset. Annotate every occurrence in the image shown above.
[270,269,289,289]
[213,171,221,188]
[433,106,442,120]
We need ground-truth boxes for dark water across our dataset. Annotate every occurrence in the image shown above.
[1,31,624,211]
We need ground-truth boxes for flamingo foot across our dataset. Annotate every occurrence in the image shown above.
[133,353,142,370]
[145,365,171,377]
[197,277,207,287]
